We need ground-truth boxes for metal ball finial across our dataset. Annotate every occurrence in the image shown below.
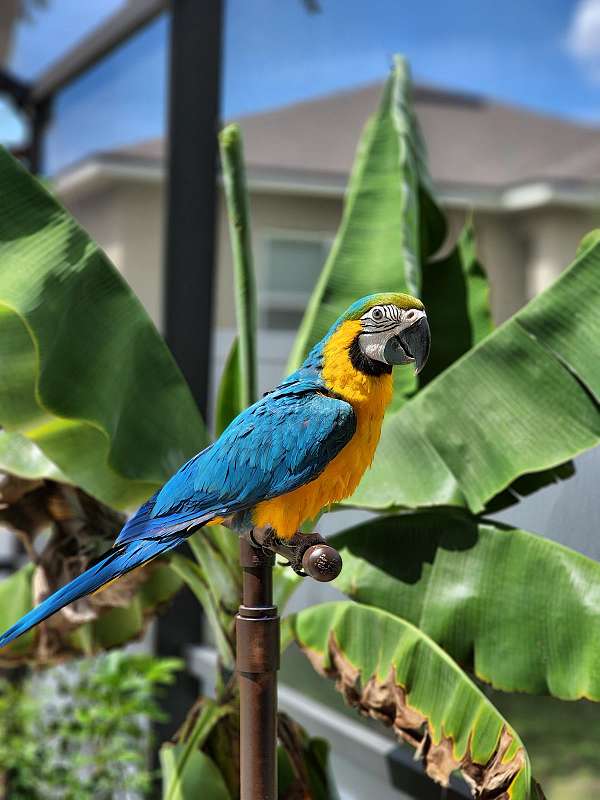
[301,543,343,582]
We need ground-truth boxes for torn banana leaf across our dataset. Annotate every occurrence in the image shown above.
[290,601,544,799]
[331,513,600,700]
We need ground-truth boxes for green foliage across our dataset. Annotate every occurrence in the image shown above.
[420,221,493,385]
[331,514,600,698]
[1,45,599,799]
[219,124,258,416]
[161,699,232,800]
[0,148,206,510]
[0,651,181,799]
[0,560,182,666]
[287,56,446,410]
[353,237,600,514]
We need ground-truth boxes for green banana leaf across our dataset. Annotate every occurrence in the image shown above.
[0,147,206,510]
[420,222,493,386]
[290,601,542,798]
[351,234,600,513]
[219,124,258,415]
[161,699,232,800]
[169,553,236,670]
[331,513,600,699]
[287,56,445,411]
[277,714,341,800]
[0,561,182,665]
[0,430,68,481]
[215,337,243,437]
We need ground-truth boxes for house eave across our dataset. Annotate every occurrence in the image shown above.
[54,155,600,212]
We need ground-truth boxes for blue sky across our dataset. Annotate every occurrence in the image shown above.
[3,0,600,173]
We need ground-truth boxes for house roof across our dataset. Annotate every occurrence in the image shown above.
[56,81,600,210]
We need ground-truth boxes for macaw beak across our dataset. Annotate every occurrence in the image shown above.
[383,316,431,374]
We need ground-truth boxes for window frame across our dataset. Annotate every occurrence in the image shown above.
[257,227,335,329]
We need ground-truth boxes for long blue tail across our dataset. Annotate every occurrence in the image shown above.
[0,536,183,650]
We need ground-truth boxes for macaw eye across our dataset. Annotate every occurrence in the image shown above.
[371,307,384,321]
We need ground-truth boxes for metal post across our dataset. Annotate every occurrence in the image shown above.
[237,538,279,800]
[153,0,224,776]
[28,98,52,175]
[164,0,224,420]
[237,531,342,799]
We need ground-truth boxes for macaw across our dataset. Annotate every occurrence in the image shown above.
[0,292,429,648]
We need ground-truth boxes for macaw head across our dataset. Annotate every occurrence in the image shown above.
[339,292,430,375]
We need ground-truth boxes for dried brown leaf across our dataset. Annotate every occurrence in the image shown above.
[306,631,532,798]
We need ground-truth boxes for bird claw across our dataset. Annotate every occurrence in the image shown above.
[292,568,308,578]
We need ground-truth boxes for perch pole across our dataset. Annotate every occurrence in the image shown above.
[237,531,342,800]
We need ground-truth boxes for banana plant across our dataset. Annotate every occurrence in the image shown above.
[209,57,600,799]
[1,51,600,799]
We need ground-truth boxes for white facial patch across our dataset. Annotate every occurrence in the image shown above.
[358,305,426,364]
[359,330,390,363]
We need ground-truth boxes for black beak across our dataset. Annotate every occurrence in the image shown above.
[383,316,431,374]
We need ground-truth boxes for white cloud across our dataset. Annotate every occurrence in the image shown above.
[567,0,600,81]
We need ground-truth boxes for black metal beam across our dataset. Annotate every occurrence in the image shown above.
[27,97,52,175]
[0,67,30,108]
[152,0,224,778]
[30,0,167,103]
[163,0,223,419]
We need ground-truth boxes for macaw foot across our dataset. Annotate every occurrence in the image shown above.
[248,528,342,582]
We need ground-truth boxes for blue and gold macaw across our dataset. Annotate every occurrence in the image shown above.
[0,293,429,648]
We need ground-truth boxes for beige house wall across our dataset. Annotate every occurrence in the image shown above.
[520,206,599,299]
[60,179,599,339]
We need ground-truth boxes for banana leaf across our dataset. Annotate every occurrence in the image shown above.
[351,235,600,512]
[0,147,206,510]
[0,430,68,481]
[287,56,446,411]
[161,699,232,800]
[290,601,543,798]
[331,513,600,699]
[215,337,243,437]
[219,124,258,416]
[420,222,493,386]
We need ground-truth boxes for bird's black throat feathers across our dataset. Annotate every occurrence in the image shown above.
[349,337,392,377]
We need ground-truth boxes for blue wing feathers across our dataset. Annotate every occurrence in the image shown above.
[0,537,182,650]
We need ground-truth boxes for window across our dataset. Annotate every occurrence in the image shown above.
[259,232,332,330]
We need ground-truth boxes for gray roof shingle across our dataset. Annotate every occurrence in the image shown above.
[100,81,600,191]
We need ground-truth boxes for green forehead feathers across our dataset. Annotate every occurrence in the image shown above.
[342,292,424,321]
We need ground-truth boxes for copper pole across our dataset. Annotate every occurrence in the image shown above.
[237,538,279,800]
[237,531,342,799]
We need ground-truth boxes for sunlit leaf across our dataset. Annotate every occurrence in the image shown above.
[0,147,206,510]
[288,56,446,410]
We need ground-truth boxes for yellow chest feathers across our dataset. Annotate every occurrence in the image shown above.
[253,321,392,538]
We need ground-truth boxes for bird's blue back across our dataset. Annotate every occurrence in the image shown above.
[115,340,355,545]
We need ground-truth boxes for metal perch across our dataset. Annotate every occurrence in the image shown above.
[237,529,342,800]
